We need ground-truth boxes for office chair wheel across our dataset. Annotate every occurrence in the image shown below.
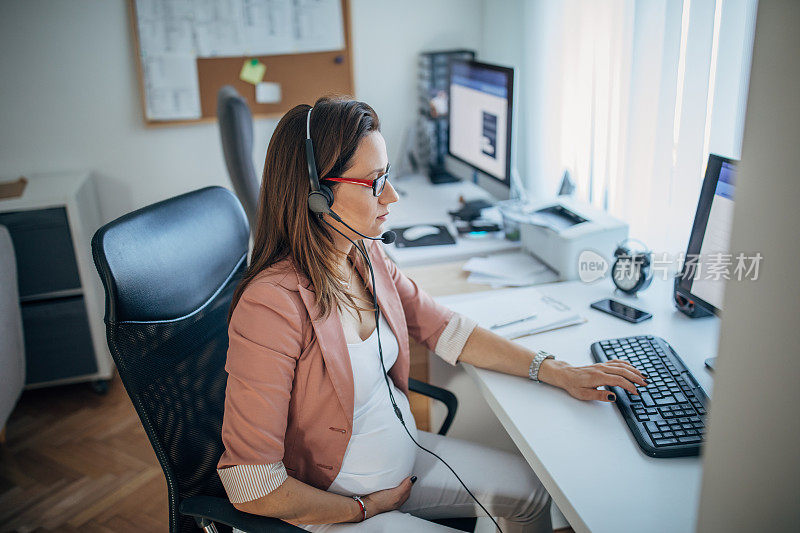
[90,379,110,395]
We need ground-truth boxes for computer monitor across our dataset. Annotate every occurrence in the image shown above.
[676,154,738,315]
[447,60,514,187]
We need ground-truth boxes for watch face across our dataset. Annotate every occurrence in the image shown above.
[613,259,641,292]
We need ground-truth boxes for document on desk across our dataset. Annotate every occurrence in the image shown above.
[437,287,585,340]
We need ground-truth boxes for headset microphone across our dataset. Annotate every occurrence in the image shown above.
[326,210,396,244]
[381,230,396,245]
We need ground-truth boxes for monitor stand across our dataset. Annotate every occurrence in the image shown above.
[428,168,460,184]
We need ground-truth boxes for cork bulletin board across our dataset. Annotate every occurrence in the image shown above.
[129,0,354,126]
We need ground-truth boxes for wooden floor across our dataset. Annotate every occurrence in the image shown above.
[0,375,168,532]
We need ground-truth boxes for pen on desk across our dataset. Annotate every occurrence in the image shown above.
[490,313,537,330]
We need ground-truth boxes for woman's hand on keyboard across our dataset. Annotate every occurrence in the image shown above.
[539,359,647,402]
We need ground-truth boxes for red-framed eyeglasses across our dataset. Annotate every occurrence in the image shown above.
[324,165,390,197]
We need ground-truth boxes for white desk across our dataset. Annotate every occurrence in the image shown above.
[438,276,718,533]
[385,174,519,268]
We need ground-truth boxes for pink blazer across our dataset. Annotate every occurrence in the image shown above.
[217,240,457,493]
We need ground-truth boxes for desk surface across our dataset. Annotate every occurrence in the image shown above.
[385,174,519,268]
[438,276,718,533]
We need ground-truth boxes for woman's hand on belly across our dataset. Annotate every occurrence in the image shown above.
[362,475,417,519]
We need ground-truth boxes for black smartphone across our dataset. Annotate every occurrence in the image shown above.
[590,298,652,323]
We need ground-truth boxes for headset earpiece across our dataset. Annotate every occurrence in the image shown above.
[308,185,334,215]
[305,108,334,216]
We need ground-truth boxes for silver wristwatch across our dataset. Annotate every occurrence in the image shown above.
[529,350,555,383]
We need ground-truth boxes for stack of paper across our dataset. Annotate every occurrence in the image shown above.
[463,250,559,287]
[438,286,585,340]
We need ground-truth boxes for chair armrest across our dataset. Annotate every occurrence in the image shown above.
[180,495,305,532]
[408,377,458,435]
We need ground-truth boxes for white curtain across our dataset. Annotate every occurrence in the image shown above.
[519,0,757,257]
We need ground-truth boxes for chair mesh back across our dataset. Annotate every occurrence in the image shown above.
[107,268,240,533]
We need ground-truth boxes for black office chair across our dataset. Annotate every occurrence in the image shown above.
[218,85,260,231]
[91,186,471,532]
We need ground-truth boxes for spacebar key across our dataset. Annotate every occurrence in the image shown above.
[639,392,656,407]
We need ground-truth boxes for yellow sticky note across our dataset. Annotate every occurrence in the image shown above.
[239,58,266,85]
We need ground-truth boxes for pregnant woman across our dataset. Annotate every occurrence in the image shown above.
[217,96,646,532]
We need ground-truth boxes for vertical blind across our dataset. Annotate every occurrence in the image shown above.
[522,0,757,258]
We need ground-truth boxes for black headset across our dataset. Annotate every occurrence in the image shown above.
[305,106,335,216]
[304,106,502,532]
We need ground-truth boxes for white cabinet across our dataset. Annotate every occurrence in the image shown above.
[0,173,113,389]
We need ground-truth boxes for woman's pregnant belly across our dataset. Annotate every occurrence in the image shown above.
[327,382,418,497]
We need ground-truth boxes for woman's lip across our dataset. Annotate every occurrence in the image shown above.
[377,213,389,220]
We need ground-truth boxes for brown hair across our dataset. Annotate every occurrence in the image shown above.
[227,95,380,324]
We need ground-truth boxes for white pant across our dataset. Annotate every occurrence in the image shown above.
[298,430,553,532]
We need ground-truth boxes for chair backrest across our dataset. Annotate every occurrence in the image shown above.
[91,187,249,533]
[217,85,260,230]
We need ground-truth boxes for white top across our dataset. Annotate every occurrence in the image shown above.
[327,312,419,497]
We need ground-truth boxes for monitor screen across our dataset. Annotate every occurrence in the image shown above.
[448,60,514,185]
[678,155,738,312]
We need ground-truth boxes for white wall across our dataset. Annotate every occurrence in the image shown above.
[696,1,800,530]
[351,0,482,171]
[0,0,482,222]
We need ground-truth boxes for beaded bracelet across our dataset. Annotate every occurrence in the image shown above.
[352,495,367,522]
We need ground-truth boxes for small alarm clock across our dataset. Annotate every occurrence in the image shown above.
[611,238,653,295]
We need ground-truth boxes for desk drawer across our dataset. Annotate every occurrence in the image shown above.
[21,295,97,385]
[0,207,82,298]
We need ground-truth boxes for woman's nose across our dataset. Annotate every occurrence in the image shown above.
[380,181,399,204]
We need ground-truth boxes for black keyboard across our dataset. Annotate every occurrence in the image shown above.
[590,335,708,458]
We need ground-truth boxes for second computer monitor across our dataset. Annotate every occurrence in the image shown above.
[448,60,514,187]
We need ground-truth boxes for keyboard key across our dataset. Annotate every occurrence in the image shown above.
[679,436,702,444]
[654,438,678,446]
[640,392,656,407]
